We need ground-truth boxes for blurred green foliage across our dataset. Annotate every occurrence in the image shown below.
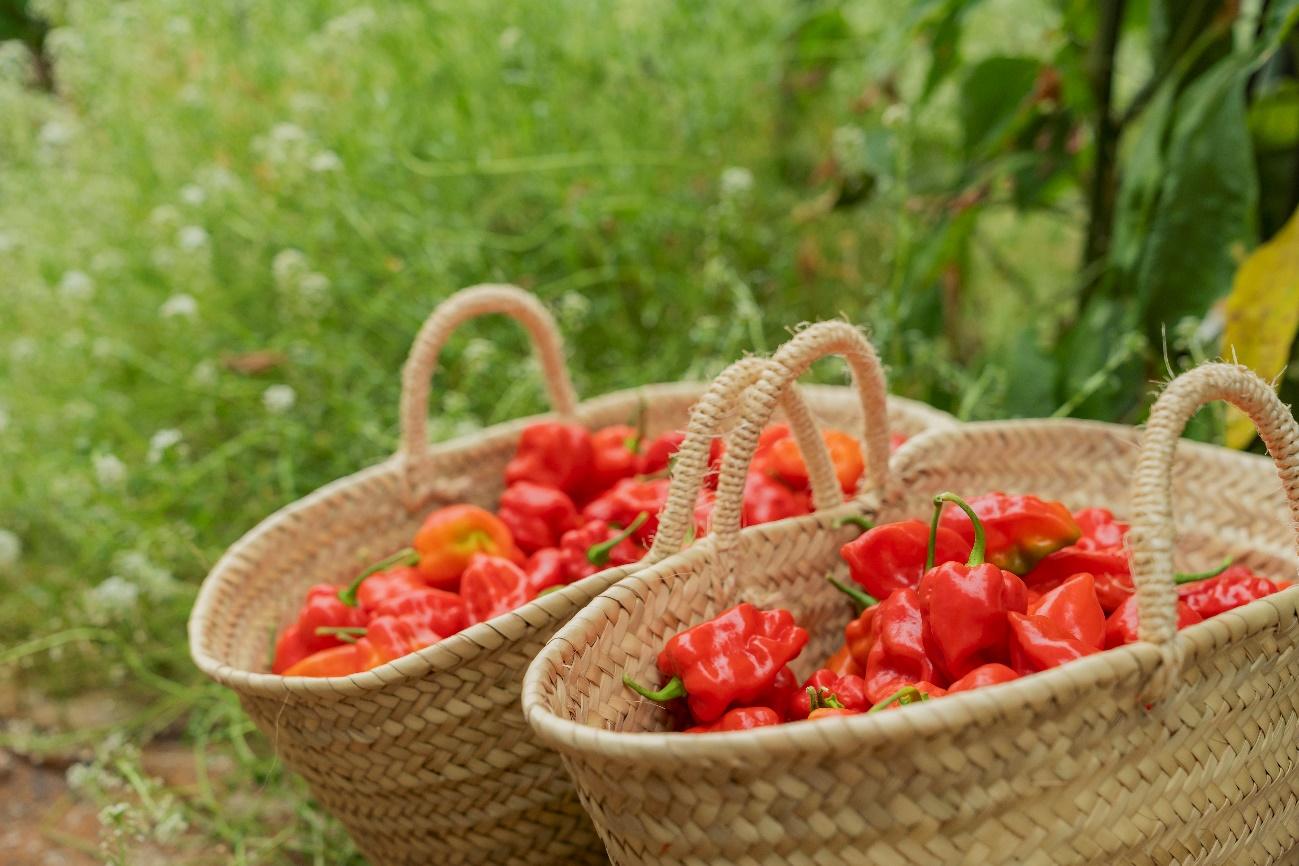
[1,0,1298,862]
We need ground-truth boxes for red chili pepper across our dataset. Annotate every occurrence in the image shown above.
[271,624,313,674]
[1177,565,1287,618]
[524,547,567,594]
[371,587,468,639]
[412,504,518,591]
[808,707,863,720]
[1072,507,1129,550]
[588,424,642,495]
[938,492,1081,575]
[788,668,870,719]
[355,615,445,670]
[1023,547,1133,611]
[865,684,934,712]
[741,471,811,526]
[497,482,580,555]
[295,583,368,655]
[353,565,426,613]
[582,478,669,545]
[845,605,877,672]
[1027,572,1105,649]
[460,555,533,624]
[916,493,1028,681]
[623,603,809,723]
[504,422,594,500]
[767,429,864,494]
[684,706,782,734]
[864,587,938,703]
[1007,612,1099,674]
[839,519,972,600]
[754,666,804,720]
[557,515,648,582]
[282,643,361,678]
[1103,595,1203,649]
[825,644,863,677]
[946,663,1019,693]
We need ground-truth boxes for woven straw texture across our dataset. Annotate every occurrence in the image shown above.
[523,361,1299,866]
[187,286,952,866]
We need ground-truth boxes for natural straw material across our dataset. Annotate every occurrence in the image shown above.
[188,285,952,866]
[524,361,1299,866]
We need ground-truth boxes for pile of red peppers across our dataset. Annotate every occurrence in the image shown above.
[625,490,1292,732]
[272,417,887,676]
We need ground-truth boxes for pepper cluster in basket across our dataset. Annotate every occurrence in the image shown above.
[624,491,1293,732]
[271,417,893,676]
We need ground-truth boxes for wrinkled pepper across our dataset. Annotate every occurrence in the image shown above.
[684,706,782,734]
[788,668,870,719]
[582,478,670,545]
[370,586,468,639]
[524,547,567,595]
[840,518,972,600]
[741,471,812,526]
[1073,507,1128,550]
[1007,612,1098,674]
[413,504,519,590]
[1103,594,1203,649]
[588,424,641,494]
[292,583,367,658]
[352,565,426,613]
[768,429,865,494]
[354,615,444,670]
[460,555,533,624]
[497,482,580,555]
[939,492,1081,575]
[946,662,1019,693]
[1027,572,1105,649]
[623,603,809,723]
[1177,565,1289,619]
[864,588,938,703]
[504,422,595,500]
[558,515,647,582]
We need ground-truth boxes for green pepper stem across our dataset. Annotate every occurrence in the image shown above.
[866,685,927,713]
[834,515,874,531]
[1174,558,1233,585]
[588,512,648,565]
[930,492,985,569]
[315,625,367,644]
[337,547,420,607]
[622,673,686,703]
[822,692,845,710]
[826,575,879,613]
[806,685,820,711]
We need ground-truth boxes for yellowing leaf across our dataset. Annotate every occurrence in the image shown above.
[1221,206,1299,447]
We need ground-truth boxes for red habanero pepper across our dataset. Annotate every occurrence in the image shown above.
[524,547,567,594]
[864,588,938,703]
[460,555,533,624]
[1103,595,1203,649]
[497,482,580,555]
[938,492,1081,575]
[1007,612,1098,674]
[1177,564,1287,619]
[272,624,313,674]
[622,603,809,723]
[825,644,863,677]
[1073,507,1129,550]
[1023,546,1132,611]
[768,429,865,494]
[865,684,933,712]
[684,706,783,734]
[788,669,870,719]
[413,504,519,591]
[582,478,669,545]
[282,643,362,678]
[557,515,648,582]
[754,666,804,720]
[1028,572,1105,649]
[839,519,971,600]
[946,663,1019,693]
[741,471,811,526]
[825,575,879,673]
[504,422,594,500]
[808,707,863,720]
[294,583,368,655]
[353,566,426,613]
[916,493,1029,681]
[354,615,444,670]
[371,587,468,639]
[587,424,641,495]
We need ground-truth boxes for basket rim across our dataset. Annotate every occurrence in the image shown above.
[521,416,1299,765]
[188,382,955,698]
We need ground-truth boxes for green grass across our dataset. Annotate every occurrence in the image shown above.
[0,1,1110,861]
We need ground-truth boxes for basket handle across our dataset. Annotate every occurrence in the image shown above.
[397,285,578,507]
[645,357,841,563]
[1129,363,1299,698]
[710,321,891,548]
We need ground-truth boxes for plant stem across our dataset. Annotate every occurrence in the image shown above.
[1081,0,1128,274]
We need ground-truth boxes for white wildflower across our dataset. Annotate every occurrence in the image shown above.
[147,429,183,464]
[9,336,36,361]
[832,125,869,176]
[177,225,209,251]
[84,576,140,622]
[558,291,590,322]
[881,103,910,128]
[0,231,14,253]
[0,40,33,84]
[262,384,296,414]
[149,204,181,230]
[165,16,192,37]
[0,529,20,568]
[63,399,95,422]
[38,119,74,148]
[57,269,95,301]
[198,164,237,191]
[719,166,754,198]
[272,248,309,286]
[160,293,198,319]
[309,150,342,173]
[180,184,206,206]
[90,248,126,274]
[93,453,127,487]
[114,550,177,598]
[153,809,189,843]
[65,762,93,792]
[179,82,204,106]
[499,26,522,50]
[270,122,307,145]
[190,359,218,386]
[324,6,376,39]
[91,337,116,359]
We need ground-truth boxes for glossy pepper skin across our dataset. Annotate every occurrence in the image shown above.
[939,492,1081,575]
[1025,547,1133,612]
[754,666,803,720]
[371,587,468,639]
[524,547,567,594]
[271,624,313,674]
[588,424,641,494]
[582,478,670,545]
[844,606,877,671]
[1027,572,1105,649]
[1073,507,1129,550]
[355,615,444,670]
[1007,612,1098,674]
[917,493,1028,681]
[1104,595,1203,649]
[768,429,865,494]
[460,555,533,624]
[354,566,426,613]
[864,588,938,703]
[840,519,972,600]
[741,471,812,526]
[684,706,782,734]
[413,504,518,591]
[947,663,1019,693]
[625,603,809,723]
[295,584,368,655]
[557,517,646,583]
[283,643,360,677]
[825,644,863,676]
[504,422,594,500]
[1177,565,1287,618]
[497,482,580,555]
[788,669,870,719]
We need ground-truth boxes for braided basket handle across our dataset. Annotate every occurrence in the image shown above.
[1130,363,1299,696]
[397,285,578,506]
[645,357,841,563]
[710,321,891,548]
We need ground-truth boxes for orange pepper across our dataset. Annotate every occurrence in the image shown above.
[282,643,361,677]
[413,504,518,590]
[825,644,862,677]
[767,429,864,494]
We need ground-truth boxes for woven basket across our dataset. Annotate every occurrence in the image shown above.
[187,285,952,866]
[523,360,1299,866]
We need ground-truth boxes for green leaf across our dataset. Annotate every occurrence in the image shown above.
[958,56,1043,158]
[1150,0,1227,71]
[920,0,985,100]
[1054,298,1147,421]
[1133,56,1258,332]
[1109,80,1178,277]
[1261,0,1299,52]
[1249,80,1299,151]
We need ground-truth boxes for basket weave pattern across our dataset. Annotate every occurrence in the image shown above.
[524,362,1299,866]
